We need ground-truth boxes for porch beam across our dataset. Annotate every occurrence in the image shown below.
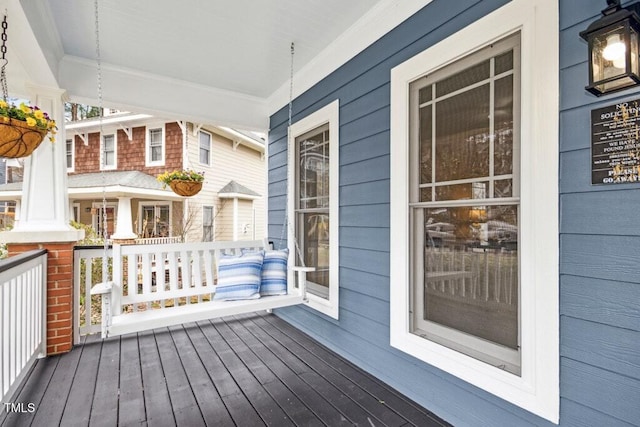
[59,56,270,132]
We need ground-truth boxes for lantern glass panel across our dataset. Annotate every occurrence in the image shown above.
[590,23,640,94]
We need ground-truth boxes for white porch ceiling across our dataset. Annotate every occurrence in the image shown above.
[2,0,431,130]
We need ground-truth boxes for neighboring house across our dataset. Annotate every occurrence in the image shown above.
[0,111,266,242]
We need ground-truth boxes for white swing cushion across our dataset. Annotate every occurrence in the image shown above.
[214,251,264,301]
[260,249,289,296]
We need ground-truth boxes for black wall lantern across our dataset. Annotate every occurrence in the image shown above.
[580,0,640,96]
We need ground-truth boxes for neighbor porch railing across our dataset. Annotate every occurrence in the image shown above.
[134,236,183,245]
[0,249,47,403]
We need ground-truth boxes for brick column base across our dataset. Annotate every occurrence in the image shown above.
[8,242,75,356]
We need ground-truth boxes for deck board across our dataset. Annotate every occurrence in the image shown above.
[89,335,121,427]
[117,333,146,426]
[137,329,176,427]
[0,351,59,427]
[1,313,451,427]
[60,334,102,426]
[166,324,234,427]
[30,337,85,427]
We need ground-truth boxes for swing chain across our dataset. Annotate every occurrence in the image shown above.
[0,13,9,101]
[94,0,109,281]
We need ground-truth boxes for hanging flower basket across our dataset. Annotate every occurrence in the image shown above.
[0,118,48,158]
[0,102,57,158]
[168,179,203,197]
[158,169,205,197]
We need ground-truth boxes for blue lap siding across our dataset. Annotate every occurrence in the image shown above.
[268,0,640,425]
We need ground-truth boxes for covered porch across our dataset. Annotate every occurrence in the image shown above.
[0,312,448,427]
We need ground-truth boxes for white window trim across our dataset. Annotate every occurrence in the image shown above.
[199,129,212,166]
[389,0,558,423]
[145,123,166,167]
[66,136,75,172]
[100,131,117,170]
[288,99,340,319]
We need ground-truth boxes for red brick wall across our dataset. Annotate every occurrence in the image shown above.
[8,242,75,356]
[70,122,183,176]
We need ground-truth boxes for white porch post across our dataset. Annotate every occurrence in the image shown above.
[110,196,137,240]
[0,85,83,242]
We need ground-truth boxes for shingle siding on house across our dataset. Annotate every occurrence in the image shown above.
[268,0,640,425]
[70,122,183,176]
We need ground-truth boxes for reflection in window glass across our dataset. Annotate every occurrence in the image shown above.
[409,33,520,374]
[296,124,330,299]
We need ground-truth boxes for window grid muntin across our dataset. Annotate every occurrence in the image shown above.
[409,33,521,373]
[295,124,330,298]
[418,66,516,202]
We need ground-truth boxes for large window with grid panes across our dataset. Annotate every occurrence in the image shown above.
[389,0,559,421]
[288,100,340,319]
[409,33,521,374]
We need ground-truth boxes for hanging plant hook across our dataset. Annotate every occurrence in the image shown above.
[0,12,9,102]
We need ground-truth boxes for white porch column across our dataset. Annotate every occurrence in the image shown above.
[110,196,137,240]
[0,85,83,243]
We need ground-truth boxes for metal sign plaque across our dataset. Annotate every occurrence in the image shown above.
[591,99,640,185]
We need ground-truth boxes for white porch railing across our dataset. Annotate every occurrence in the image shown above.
[0,249,47,403]
[73,246,112,342]
[134,236,183,245]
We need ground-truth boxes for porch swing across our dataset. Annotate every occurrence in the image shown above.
[89,0,312,339]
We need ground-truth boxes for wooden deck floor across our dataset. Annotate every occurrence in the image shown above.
[1,312,450,427]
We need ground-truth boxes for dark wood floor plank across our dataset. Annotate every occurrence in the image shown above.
[89,335,121,427]
[188,322,265,427]
[260,313,451,427]
[237,315,377,426]
[29,337,86,427]
[245,313,407,427]
[223,316,328,427]
[262,380,325,427]
[1,354,60,427]
[168,324,235,427]
[8,312,450,427]
[199,319,281,427]
[221,316,351,426]
[212,319,295,427]
[153,327,205,427]
[117,333,147,426]
[60,334,103,426]
[185,322,241,398]
[138,329,175,427]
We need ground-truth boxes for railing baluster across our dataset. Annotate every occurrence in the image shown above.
[0,250,47,402]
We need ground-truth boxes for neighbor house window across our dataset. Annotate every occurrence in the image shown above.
[66,137,74,171]
[389,0,559,422]
[92,202,117,238]
[288,100,339,319]
[199,130,211,165]
[101,133,117,170]
[203,206,214,241]
[146,125,165,166]
[139,203,171,238]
